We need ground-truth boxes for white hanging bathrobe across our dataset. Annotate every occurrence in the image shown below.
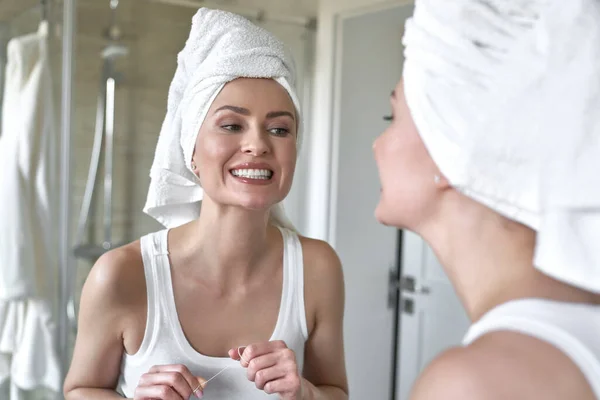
[0,21,61,398]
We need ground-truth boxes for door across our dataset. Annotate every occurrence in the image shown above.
[330,3,471,399]
[395,232,471,400]
[330,4,411,399]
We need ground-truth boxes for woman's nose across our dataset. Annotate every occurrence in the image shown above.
[241,127,270,155]
[373,136,380,153]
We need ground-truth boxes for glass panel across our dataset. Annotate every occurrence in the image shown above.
[0,2,63,399]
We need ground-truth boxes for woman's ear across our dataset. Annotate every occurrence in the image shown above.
[191,153,199,178]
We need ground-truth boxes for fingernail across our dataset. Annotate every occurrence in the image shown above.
[192,385,204,399]
[191,391,203,399]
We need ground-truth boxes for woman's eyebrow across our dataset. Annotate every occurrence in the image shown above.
[214,105,251,115]
[266,111,295,120]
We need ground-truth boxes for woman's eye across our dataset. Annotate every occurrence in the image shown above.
[383,114,394,122]
[222,124,242,132]
[269,127,290,136]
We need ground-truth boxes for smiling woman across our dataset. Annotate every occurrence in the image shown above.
[63,8,348,400]
[192,78,298,212]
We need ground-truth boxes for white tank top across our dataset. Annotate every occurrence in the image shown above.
[463,299,600,398]
[116,227,309,399]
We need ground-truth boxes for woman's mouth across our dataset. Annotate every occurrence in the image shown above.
[230,168,274,181]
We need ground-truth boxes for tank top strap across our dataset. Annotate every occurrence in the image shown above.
[278,227,309,340]
[136,229,172,356]
[148,229,176,324]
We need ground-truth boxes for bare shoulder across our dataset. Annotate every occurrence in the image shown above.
[298,236,344,286]
[64,241,146,394]
[83,240,145,309]
[409,346,491,400]
[410,331,595,400]
[297,236,344,334]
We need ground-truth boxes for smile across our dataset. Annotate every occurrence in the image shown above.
[230,168,273,180]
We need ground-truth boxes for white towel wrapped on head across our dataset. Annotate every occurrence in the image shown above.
[403,0,600,293]
[144,8,302,230]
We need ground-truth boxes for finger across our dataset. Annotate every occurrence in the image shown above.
[194,376,207,396]
[137,372,194,399]
[246,352,279,381]
[228,348,236,359]
[250,347,298,377]
[133,384,184,400]
[251,365,287,390]
[229,347,244,361]
[263,375,302,395]
[145,365,205,397]
[240,341,288,366]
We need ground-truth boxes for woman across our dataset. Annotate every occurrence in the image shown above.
[64,9,348,400]
[374,1,600,399]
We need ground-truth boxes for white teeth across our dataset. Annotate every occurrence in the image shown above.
[231,169,273,180]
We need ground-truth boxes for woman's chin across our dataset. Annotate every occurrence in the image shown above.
[236,197,282,213]
[374,200,400,228]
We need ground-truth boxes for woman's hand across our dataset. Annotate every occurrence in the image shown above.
[229,341,302,399]
[134,364,206,400]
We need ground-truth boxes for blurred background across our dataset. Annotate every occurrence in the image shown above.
[0,0,469,399]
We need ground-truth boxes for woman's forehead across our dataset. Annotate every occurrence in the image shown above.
[210,78,297,116]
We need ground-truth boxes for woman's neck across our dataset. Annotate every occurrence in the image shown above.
[420,192,597,322]
[170,199,280,290]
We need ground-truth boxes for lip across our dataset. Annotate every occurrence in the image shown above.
[229,162,274,171]
[229,162,275,186]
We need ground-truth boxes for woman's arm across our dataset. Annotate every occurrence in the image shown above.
[301,239,349,399]
[63,245,141,399]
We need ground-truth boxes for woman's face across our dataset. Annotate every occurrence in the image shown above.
[192,78,298,211]
[373,80,443,230]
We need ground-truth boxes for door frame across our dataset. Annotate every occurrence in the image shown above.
[327,0,414,247]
